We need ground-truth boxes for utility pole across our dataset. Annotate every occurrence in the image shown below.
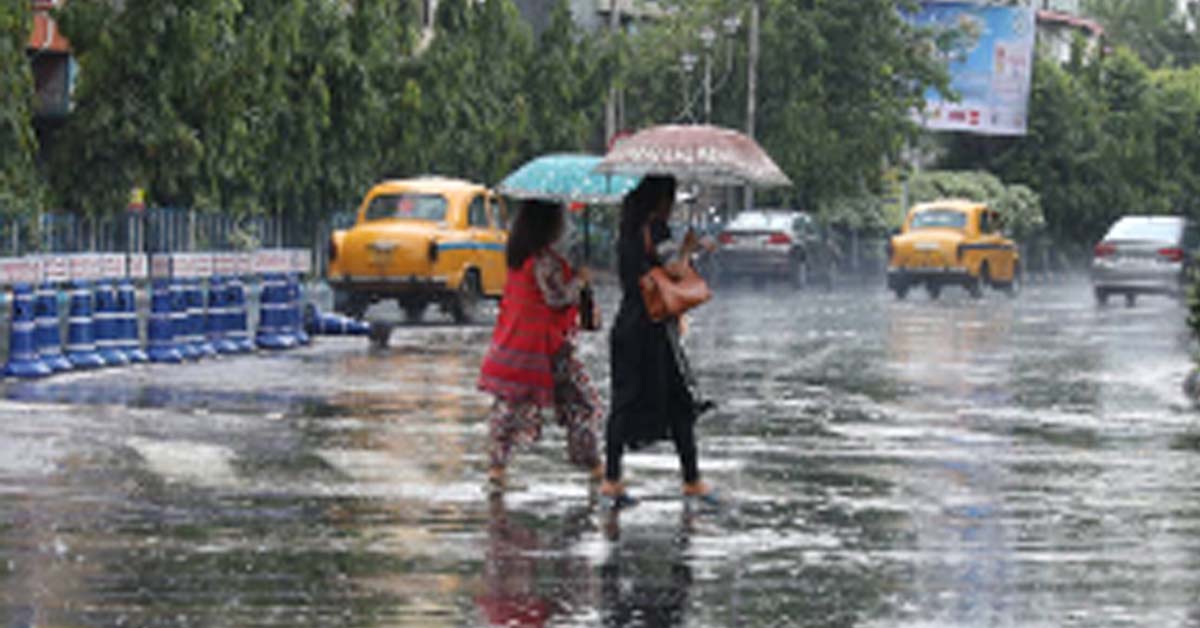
[704,52,713,123]
[605,0,621,146]
[744,1,760,211]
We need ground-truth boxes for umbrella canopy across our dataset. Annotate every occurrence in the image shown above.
[497,153,642,204]
[595,124,791,188]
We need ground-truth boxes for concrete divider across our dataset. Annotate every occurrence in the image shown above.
[0,249,314,379]
[6,284,52,378]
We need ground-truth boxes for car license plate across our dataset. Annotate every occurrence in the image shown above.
[369,249,393,266]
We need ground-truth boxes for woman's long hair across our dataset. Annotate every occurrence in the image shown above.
[620,175,676,239]
[506,199,564,269]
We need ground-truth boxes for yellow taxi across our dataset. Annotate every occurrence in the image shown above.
[327,177,508,322]
[887,199,1019,300]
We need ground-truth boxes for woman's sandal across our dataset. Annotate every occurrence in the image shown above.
[683,482,722,509]
[602,492,638,511]
[600,480,638,511]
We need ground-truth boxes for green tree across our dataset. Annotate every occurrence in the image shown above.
[1084,0,1200,69]
[943,47,1200,249]
[50,0,420,224]
[522,1,609,156]
[621,0,950,213]
[1,1,43,216]
[907,170,1044,239]
[387,0,535,184]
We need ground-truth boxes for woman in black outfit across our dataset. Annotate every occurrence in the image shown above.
[600,175,716,508]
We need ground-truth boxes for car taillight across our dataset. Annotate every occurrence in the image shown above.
[718,233,734,245]
[767,232,792,245]
[1094,242,1117,258]
[1158,247,1185,262]
[327,237,338,263]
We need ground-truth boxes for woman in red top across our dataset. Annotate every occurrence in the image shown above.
[478,199,602,489]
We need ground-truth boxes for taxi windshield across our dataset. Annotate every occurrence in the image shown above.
[364,193,447,222]
[910,209,968,230]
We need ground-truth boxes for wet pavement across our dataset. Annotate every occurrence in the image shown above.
[0,278,1198,627]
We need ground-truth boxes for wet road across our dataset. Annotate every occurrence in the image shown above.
[0,279,1197,627]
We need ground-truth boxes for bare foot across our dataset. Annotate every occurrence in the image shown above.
[599,479,625,497]
[487,465,505,488]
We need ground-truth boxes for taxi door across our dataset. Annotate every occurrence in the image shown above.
[977,209,1014,281]
[479,194,509,296]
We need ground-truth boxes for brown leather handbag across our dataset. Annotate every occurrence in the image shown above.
[639,227,712,322]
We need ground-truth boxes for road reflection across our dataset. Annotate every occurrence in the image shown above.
[600,508,693,628]
[475,494,597,627]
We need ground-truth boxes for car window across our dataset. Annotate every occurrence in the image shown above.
[468,195,489,228]
[488,197,507,229]
[979,211,991,234]
[729,212,795,232]
[910,209,968,230]
[364,193,447,222]
[1106,218,1184,242]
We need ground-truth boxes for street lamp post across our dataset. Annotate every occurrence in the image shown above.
[677,14,741,125]
[676,14,743,228]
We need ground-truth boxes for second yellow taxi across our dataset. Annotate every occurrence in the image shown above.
[887,199,1019,300]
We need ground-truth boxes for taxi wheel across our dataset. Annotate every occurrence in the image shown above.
[451,271,482,324]
[926,283,942,300]
[400,300,426,323]
[979,262,992,287]
[1095,288,1110,307]
[967,280,983,299]
[893,284,909,300]
[335,289,368,319]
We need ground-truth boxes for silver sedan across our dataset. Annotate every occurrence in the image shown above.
[1091,216,1197,307]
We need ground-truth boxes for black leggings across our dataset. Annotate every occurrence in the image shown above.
[605,415,699,485]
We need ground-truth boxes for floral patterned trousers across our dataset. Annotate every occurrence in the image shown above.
[488,344,601,471]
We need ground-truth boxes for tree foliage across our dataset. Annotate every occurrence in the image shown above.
[907,170,1045,239]
[943,50,1200,246]
[620,0,950,213]
[0,1,40,216]
[44,0,608,222]
[1084,0,1200,69]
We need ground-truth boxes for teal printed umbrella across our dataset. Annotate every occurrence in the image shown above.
[498,153,642,204]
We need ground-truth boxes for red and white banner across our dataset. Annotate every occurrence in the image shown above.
[213,252,238,275]
[128,254,149,279]
[40,256,69,283]
[98,254,126,279]
[150,255,171,279]
[171,253,215,279]
[252,249,292,274]
[0,248,311,285]
[69,255,103,281]
[0,258,43,285]
[289,249,312,273]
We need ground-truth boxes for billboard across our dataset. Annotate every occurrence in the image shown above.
[909,2,1036,136]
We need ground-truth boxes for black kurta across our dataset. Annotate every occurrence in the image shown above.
[608,219,697,451]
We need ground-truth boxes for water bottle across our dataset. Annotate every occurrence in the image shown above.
[579,283,597,331]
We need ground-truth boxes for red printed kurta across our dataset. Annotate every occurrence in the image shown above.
[478,252,578,407]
